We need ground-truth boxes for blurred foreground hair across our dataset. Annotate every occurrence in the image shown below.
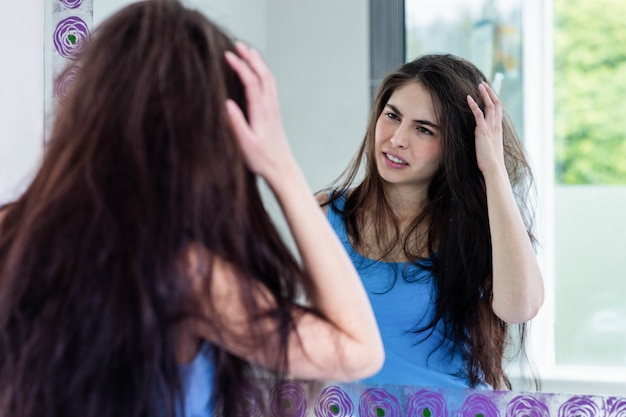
[0,1,309,416]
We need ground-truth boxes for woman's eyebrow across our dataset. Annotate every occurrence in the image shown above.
[385,103,439,129]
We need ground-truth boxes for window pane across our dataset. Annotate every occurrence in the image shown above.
[554,0,626,185]
[554,186,626,367]
[553,0,626,368]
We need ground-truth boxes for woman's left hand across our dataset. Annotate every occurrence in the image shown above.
[467,82,505,176]
[468,82,545,324]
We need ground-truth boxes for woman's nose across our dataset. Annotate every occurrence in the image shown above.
[390,125,409,148]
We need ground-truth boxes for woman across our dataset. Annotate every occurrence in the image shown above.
[320,54,544,389]
[0,1,383,417]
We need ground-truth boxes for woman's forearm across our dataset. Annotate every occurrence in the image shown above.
[485,165,544,324]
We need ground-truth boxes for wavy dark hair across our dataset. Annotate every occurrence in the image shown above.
[0,1,306,416]
[323,54,537,389]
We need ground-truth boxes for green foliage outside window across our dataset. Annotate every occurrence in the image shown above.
[554,0,626,184]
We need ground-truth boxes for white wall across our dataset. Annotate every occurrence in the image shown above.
[0,1,44,204]
[265,0,370,193]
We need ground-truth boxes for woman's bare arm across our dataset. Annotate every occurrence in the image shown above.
[468,82,544,324]
[197,43,383,381]
[190,252,382,381]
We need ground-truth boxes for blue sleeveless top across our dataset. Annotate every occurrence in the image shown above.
[327,194,476,388]
[178,343,214,417]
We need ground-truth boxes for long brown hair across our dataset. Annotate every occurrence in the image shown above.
[0,1,305,416]
[324,54,537,389]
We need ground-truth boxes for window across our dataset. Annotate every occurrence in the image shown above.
[552,0,626,377]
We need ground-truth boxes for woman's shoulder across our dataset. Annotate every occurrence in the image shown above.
[314,190,335,215]
[314,192,329,206]
[315,189,354,205]
[315,189,350,215]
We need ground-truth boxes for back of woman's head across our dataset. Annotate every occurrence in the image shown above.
[0,1,301,417]
[49,0,250,240]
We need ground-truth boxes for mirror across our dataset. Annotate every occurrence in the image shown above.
[2,0,625,408]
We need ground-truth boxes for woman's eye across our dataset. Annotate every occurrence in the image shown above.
[417,126,433,136]
[386,112,400,121]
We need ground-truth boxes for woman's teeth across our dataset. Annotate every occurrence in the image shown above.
[385,153,406,164]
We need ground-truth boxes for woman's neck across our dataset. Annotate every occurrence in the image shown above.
[355,185,431,262]
[382,183,428,225]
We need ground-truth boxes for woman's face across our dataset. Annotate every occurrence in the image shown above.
[374,81,442,192]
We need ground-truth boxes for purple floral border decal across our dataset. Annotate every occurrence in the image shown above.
[46,0,93,118]
[256,382,623,416]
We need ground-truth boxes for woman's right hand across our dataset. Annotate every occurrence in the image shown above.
[224,43,296,185]
[219,43,385,381]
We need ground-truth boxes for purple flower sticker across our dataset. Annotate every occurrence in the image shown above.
[53,64,79,104]
[269,382,307,417]
[237,388,264,417]
[53,16,89,59]
[558,396,600,417]
[458,394,500,417]
[314,385,354,417]
[506,395,549,417]
[406,390,447,417]
[359,388,401,417]
[59,0,83,9]
[607,396,626,417]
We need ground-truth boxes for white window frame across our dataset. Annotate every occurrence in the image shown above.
[522,0,626,396]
